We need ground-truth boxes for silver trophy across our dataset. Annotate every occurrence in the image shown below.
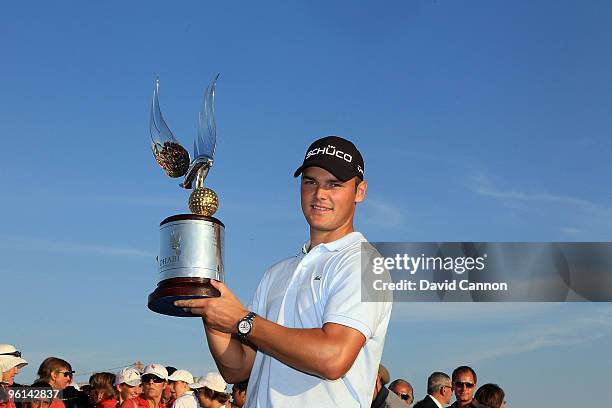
[147,75,224,317]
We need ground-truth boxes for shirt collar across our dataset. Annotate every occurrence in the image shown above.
[301,232,365,254]
[427,394,445,408]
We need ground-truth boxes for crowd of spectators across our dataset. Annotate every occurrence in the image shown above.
[0,346,246,408]
[374,364,505,408]
[2,344,505,408]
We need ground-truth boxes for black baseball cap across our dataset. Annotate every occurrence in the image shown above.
[293,136,364,182]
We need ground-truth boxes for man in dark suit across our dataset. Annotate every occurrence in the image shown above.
[413,372,453,408]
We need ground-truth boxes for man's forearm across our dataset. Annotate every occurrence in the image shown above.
[174,281,363,382]
[203,319,253,383]
[247,317,364,381]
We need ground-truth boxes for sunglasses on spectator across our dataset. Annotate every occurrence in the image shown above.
[454,381,475,389]
[0,351,22,357]
[58,370,75,378]
[398,393,413,401]
[142,375,165,384]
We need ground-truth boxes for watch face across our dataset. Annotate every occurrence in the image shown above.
[238,320,251,334]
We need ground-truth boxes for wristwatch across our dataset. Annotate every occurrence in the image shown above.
[237,311,257,339]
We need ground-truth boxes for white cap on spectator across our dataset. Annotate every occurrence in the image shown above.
[168,369,194,384]
[189,372,226,393]
[115,367,142,386]
[143,364,168,381]
[0,344,28,373]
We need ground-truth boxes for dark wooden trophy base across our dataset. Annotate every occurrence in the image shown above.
[148,277,221,317]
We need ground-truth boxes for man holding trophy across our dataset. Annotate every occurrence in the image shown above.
[146,75,391,406]
[174,135,392,407]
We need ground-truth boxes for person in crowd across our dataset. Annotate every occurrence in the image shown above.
[176,136,392,408]
[161,368,176,408]
[65,383,88,408]
[450,366,477,408]
[121,365,167,408]
[36,357,75,408]
[389,379,414,406]
[0,345,28,408]
[167,370,196,408]
[28,381,54,408]
[229,381,247,408]
[89,373,117,408]
[114,368,141,406]
[0,389,7,408]
[413,372,453,408]
[371,364,404,408]
[470,384,504,408]
[190,373,228,408]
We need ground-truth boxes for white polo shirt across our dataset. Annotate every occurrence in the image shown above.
[172,392,198,408]
[245,232,392,408]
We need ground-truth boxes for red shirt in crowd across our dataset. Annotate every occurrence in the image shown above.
[50,398,66,408]
[121,396,166,408]
[0,384,16,408]
[95,399,118,408]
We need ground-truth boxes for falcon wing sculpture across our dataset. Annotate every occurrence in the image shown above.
[182,74,220,189]
[149,78,190,178]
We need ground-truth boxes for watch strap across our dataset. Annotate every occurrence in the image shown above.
[237,311,257,339]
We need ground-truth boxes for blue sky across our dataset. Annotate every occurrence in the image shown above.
[2,1,611,406]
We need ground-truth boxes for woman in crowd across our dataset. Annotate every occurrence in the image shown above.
[0,344,28,408]
[470,383,505,408]
[114,367,141,407]
[190,373,228,408]
[89,373,118,408]
[27,382,54,408]
[120,364,167,408]
[36,357,74,408]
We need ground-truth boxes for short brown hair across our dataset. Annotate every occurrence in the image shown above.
[233,380,248,393]
[37,357,72,383]
[201,387,229,404]
[89,372,118,400]
[474,383,505,408]
[452,365,477,384]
